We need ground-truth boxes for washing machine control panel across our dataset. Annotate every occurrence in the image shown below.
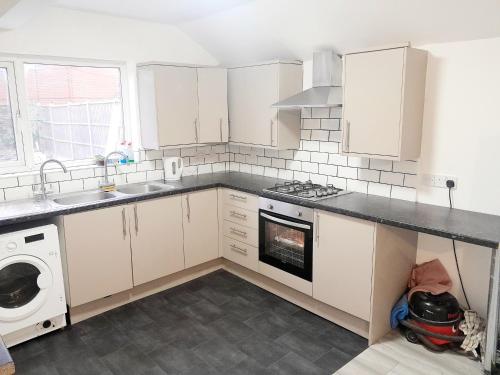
[6,241,18,252]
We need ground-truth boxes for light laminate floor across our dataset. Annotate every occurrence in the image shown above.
[335,330,483,375]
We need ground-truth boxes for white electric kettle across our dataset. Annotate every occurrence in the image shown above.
[163,157,184,181]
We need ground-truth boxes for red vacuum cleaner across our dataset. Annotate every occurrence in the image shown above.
[400,291,466,352]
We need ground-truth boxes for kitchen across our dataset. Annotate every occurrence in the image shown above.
[0,1,499,374]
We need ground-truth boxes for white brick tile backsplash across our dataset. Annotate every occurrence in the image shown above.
[196,146,212,155]
[294,171,309,181]
[110,174,127,185]
[404,174,418,188]
[212,162,227,173]
[329,131,342,142]
[146,170,164,181]
[301,130,311,140]
[181,147,198,157]
[190,156,205,166]
[310,130,329,141]
[272,158,286,169]
[301,162,319,173]
[71,168,95,179]
[211,144,226,153]
[264,167,278,178]
[302,118,321,129]
[312,108,330,118]
[310,152,328,164]
[368,182,392,198]
[45,171,71,183]
[278,169,293,180]
[18,175,40,186]
[309,173,327,185]
[302,140,320,152]
[278,150,294,159]
[264,149,279,158]
[4,186,33,201]
[83,177,100,190]
[115,164,137,174]
[381,171,404,186]
[219,153,230,162]
[329,107,342,118]
[59,179,84,193]
[198,164,213,174]
[393,160,418,174]
[240,163,251,173]
[294,151,310,162]
[183,166,198,176]
[204,153,219,164]
[250,147,265,156]
[370,159,393,171]
[126,172,147,183]
[230,162,240,172]
[163,148,181,157]
[235,154,246,163]
[301,108,312,118]
[251,165,264,175]
[319,164,337,176]
[338,166,358,179]
[286,160,302,171]
[246,154,258,164]
[321,118,340,130]
[146,150,163,160]
[391,186,417,201]
[327,176,347,190]
[257,156,272,167]
[328,153,347,166]
[347,179,368,194]
[0,177,18,188]
[347,157,369,168]
[136,160,155,172]
[319,142,339,153]
[358,168,380,182]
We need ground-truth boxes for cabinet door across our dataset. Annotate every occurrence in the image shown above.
[313,210,375,321]
[155,65,198,146]
[130,196,184,286]
[182,189,219,268]
[198,68,228,143]
[343,48,405,157]
[63,206,133,306]
[228,64,278,146]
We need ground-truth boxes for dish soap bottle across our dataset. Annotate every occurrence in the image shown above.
[126,142,135,163]
[119,141,128,164]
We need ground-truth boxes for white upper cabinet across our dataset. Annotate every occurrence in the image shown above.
[342,47,427,160]
[198,67,228,143]
[138,64,228,149]
[228,61,303,149]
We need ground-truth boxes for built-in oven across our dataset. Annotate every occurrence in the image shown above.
[259,198,314,281]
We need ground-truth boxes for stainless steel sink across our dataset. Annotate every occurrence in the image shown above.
[116,183,165,195]
[52,191,116,206]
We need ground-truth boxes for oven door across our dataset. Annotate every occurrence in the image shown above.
[259,210,313,281]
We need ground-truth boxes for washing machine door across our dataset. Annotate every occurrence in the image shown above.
[0,255,53,322]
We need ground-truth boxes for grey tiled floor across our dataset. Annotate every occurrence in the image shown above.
[10,270,367,374]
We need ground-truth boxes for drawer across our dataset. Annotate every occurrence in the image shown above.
[223,237,258,272]
[222,205,258,229]
[223,220,258,247]
[222,189,259,212]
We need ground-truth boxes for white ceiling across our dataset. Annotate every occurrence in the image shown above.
[54,0,500,64]
[54,0,252,24]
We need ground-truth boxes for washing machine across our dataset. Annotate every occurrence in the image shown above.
[0,224,67,347]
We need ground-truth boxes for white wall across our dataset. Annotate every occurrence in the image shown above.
[0,6,218,145]
[415,37,500,317]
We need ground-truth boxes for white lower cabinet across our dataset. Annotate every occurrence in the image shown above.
[313,209,375,321]
[63,205,134,307]
[223,237,258,272]
[130,196,185,286]
[182,189,220,268]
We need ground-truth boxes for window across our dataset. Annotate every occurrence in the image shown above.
[0,58,129,173]
[0,62,23,166]
[24,63,125,164]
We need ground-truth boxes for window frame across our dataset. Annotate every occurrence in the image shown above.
[0,61,26,171]
[0,55,132,174]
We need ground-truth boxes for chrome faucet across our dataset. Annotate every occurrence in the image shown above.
[38,159,68,200]
[100,151,127,190]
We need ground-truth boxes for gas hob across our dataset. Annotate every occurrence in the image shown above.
[264,180,351,201]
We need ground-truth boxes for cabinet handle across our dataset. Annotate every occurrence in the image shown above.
[230,210,247,220]
[229,193,247,202]
[345,120,351,152]
[194,119,198,143]
[230,227,247,238]
[270,120,274,146]
[134,204,139,235]
[230,243,248,255]
[186,195,191,222]
[122,208,127,239]
[315,212,320,246]
[219,118,223,142]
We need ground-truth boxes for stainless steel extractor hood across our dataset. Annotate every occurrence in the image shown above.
[273,50,342,108]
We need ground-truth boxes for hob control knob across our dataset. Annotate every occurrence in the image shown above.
[6,242,17,252]
[297,211,303,217]
[267,204,274,210]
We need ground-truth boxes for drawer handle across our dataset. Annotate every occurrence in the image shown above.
[230,227,247,238]
[229,193,247,202]
[230,210,247,220]
[230,244,248,255]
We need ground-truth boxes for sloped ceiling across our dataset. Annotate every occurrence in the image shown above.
[53,0,500,64]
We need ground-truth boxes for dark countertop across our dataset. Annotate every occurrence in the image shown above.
[0,172,499,249]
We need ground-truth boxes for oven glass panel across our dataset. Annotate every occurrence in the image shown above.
[263,221,305,269]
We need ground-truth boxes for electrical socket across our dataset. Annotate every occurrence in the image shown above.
[423,174,458,189]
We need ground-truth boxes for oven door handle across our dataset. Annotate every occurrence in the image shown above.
[260,212,311,230]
